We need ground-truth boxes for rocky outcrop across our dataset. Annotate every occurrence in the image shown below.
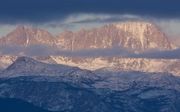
[0,26,56,47]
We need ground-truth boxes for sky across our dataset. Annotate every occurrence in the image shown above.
[0,0,180,42]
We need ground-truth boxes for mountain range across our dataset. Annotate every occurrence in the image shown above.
[0,21,179,75]
[0,21,180,112]
[0,21,176,53]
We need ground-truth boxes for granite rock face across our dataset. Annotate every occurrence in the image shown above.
[57,21,173,52]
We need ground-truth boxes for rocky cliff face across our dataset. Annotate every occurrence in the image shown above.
[57,21,174,52]
[115,22,173,51]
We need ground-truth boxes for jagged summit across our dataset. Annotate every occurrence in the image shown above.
[57,21,174,52]
[0,26,56,47]
[0,21,175,54]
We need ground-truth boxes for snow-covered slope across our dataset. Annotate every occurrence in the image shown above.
[48,56,180,76]
[0,56,180,112]
[0,55,180,76]
[0,57,99,83]
[0,70,180,112]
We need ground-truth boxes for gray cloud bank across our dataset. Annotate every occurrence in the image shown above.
[0,45,180,59]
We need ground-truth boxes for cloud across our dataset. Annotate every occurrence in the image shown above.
[0,44,180,59]
[0,25,16,37]
[1,0,180,24]
[68,14,143,24]
[38,14,150,36]
[0,45,57,56]
[0,45,130,57]
[131,49,180,59]
[154,19,180,37]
